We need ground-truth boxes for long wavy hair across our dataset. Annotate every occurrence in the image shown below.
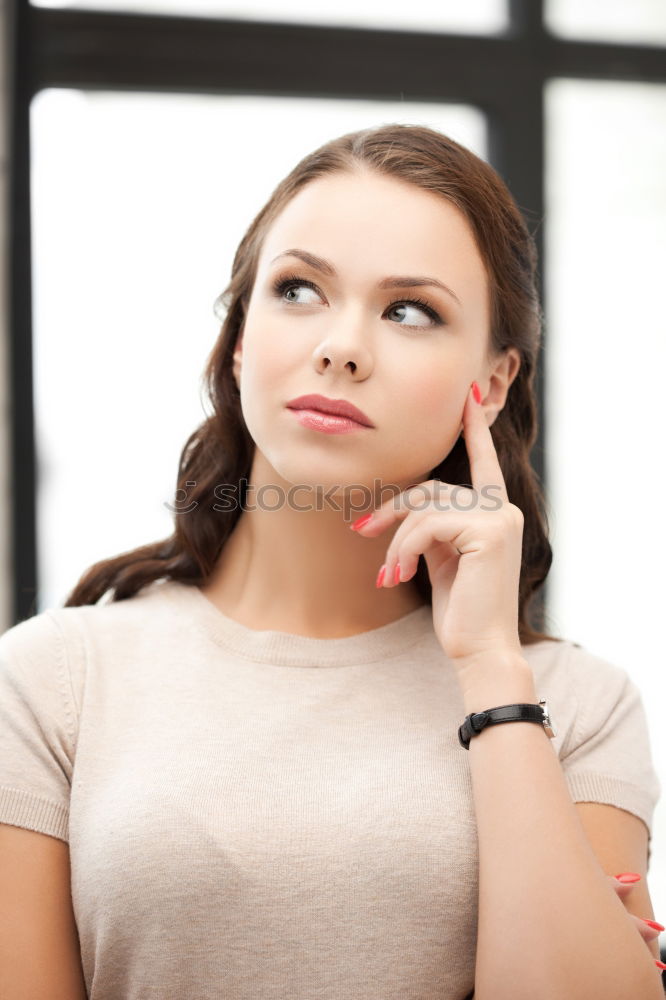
[63,123,560,646]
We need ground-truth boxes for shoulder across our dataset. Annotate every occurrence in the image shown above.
[0,579,173,692]
[523,637,661,840]
[521,637,650,756]
[0,607,76,692]
[522,636,634,705]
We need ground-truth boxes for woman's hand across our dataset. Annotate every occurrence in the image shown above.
[351,382,525,667]
[609,875,666,969]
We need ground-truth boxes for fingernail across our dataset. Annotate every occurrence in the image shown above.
[655,960,666,970]
[375,564,386,588]
[394,562,401,585]
[351,513,373,531]
[615,872,642,883]
[471,381,482,404]
[641,918,665,931]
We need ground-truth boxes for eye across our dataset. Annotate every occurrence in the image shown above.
[272,275,323,306]
[386,299,442,329]
[271,273,444,329]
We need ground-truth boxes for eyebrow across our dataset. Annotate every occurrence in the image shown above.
[269,248,462,307]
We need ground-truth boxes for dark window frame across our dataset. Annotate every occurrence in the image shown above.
[6,0,666,624]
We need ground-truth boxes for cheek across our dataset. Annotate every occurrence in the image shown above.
[398,365,463,426]
[388,369,466,465]
[239,321,293,394]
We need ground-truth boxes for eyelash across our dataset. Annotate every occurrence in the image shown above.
[271,273,444,328]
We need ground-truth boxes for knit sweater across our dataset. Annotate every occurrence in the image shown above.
[0,579,661,1000]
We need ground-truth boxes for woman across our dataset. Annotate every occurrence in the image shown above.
[0,124,663,1000]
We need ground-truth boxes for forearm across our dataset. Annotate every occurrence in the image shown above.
[457,651,664,1000]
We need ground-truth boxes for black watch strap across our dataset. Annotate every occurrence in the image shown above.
[458,701,555,749]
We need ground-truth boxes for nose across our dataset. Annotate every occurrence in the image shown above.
[312,315,372,378]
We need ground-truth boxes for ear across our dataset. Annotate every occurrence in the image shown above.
[232,330,244,388]
[483,348,521,427]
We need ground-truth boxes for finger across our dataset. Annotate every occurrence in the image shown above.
[382,485,469,572]
[380,511,464,587]
[608,874,640,901]
[349,480,447,538]
[605,877,665,945]
[630,913,665,943]
[464,382,509,505]
[348,490,411,537]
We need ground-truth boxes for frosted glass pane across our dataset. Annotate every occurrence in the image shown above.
[30,0,508,34]
[545,0,666,46]
[30,90,487,612]
[545,78,666,917]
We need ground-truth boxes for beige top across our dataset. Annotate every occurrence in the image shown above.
[0,579,661,1000]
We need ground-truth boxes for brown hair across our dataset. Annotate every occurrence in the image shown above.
[63,123,561,646]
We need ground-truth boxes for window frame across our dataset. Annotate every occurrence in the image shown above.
[5,0,666,623]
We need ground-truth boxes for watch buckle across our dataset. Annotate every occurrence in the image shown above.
[539,699,557,739]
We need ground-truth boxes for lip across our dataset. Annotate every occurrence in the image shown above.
[288,409,369,435]
[285,394,374,428]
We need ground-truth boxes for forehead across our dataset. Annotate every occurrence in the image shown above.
[259,169,488,292]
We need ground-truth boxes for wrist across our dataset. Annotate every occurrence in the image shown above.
[455,650,538,714]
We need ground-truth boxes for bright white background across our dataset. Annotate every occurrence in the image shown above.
[30,0,509,34]
[27,0,666,946]
[31,0,666,44]
[544,77,666,936]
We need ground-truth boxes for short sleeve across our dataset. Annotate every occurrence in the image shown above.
[0,610,79,843]
[558,643,662,863]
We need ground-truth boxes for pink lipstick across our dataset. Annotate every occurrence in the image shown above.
[286,393,374,428]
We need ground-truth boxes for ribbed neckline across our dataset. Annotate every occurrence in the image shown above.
[157,579,434,667]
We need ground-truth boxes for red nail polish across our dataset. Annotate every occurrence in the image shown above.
[641,918,666,931]
[615,872,642,883]
[655,960,666,970]
[471,381,482,404]
[394,563,401,585]
[351,513,373,531]
[375,564,386,588]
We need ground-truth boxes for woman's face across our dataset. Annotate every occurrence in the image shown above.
[234,168,501,497]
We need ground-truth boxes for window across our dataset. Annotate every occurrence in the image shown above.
[545,0,666,47]
[29,90,486,609]
[31,0,509,35]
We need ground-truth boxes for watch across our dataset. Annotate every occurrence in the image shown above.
[458,699,556,749]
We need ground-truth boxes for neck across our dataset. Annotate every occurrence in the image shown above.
[199,453,427,639]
